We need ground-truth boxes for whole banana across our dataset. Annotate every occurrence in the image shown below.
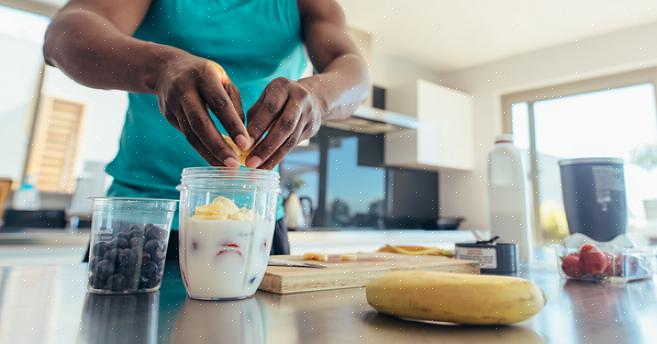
[366,270,546,325]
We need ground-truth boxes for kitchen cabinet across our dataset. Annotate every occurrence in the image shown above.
[385,79,474,170]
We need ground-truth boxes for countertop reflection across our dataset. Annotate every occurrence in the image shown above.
[0,259,656,343]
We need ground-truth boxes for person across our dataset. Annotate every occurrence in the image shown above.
[44,0,370,258]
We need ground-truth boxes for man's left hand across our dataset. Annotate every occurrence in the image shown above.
[245,77,324,169]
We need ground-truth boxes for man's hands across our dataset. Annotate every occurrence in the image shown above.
[155,55,252,167]
[245,77,324,170]
[156,55,322,170]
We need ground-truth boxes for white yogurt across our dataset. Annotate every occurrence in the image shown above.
[179,217,274,300]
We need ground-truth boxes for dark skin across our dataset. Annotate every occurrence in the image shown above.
[44,0,370,169]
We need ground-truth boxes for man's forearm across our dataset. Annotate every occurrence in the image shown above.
[299,53,370,121]
[44,9,181,93]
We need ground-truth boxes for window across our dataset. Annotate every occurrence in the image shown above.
[280,127,438,230]
[25,96,86,193]
[504,68,657,242]
[280,128,388,229]
[280,141,321,217]
[0,5,49,185]
[0,3,127,195]
[325,134,386,227]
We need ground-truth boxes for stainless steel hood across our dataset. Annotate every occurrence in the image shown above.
[322,105,419,134]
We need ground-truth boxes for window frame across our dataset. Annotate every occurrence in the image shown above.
[501,66,657,244]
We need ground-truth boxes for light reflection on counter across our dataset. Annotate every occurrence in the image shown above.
[77,292,159,344]
[170,298,265,343]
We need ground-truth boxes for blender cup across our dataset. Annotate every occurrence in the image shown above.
[87,198,177,294]
[178,167,280,300]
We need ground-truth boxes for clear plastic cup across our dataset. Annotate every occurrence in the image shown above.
[177,167,280,300]
[87,197,177,294]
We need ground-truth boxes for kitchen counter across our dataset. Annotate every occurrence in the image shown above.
[0,229,477,265]
[0,256,655,343]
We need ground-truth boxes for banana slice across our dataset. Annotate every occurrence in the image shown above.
[303,252,329,262]
[222,135,250,166]
[377,245,454,257]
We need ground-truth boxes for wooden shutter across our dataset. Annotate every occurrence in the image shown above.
[26,96,85,193]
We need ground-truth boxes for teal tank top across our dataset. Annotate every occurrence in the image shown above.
[105,0,307,226]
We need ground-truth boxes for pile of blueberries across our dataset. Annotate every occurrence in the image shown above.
[88,223,168,292]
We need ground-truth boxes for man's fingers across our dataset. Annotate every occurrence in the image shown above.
[180,91,240,167]
[225,82,245,123]
[259,124,304,170]
[163,109,181,131]
[198,71,250,151]
[246,81,289,142]
[247,100,303,168]
[173,105,224,166]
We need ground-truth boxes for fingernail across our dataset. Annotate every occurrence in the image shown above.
[224,157,240,167]
[246,156,262,168]
[236,134,251,150]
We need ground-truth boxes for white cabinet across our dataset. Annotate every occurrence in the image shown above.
[385,79,474,170]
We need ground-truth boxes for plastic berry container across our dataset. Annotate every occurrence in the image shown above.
[555,233,654,283]
[87,198,177,294]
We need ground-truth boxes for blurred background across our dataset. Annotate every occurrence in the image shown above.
[2,0,657,263]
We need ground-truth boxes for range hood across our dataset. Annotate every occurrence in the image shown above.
[322,105,418,134]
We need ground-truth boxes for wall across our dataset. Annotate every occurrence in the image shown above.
[41,67,128,177]
[0,33,42,182]
[0,6,50,183]
[370,53,442,89]
[437,21,657,229]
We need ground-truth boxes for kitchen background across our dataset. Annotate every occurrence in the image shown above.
[3,0,657,263]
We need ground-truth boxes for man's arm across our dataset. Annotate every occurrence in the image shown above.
[245,0,370,169]
[44,0,250,167]
[44,0,158,92]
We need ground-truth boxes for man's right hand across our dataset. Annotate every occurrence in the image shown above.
[155,54,252,167]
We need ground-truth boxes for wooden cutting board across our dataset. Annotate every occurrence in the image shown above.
[259,253,479,294]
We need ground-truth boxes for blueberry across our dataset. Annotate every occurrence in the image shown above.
[89,273,105,289]
[108,237,130,250]
[145,224,167,241]
[141,252,151,266]
[128,224,144,232]
[118,238,130,249]
[141,262,158,279]
[95,259,115,279]
[88,258,98,272]
[129,237,143,249]
[92,241,110,257]
[144,239,163,255]
[128,228,145,240]
[153,247,167,261]
[105,274,127,291]
[103,248,120,263]
[119,264,137,278]
[138,278,148,290]
[117,231,131,241]
[119,248,138,267]
[146,276,161,288]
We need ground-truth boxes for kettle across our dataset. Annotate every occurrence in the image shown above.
[284,192,314,230]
